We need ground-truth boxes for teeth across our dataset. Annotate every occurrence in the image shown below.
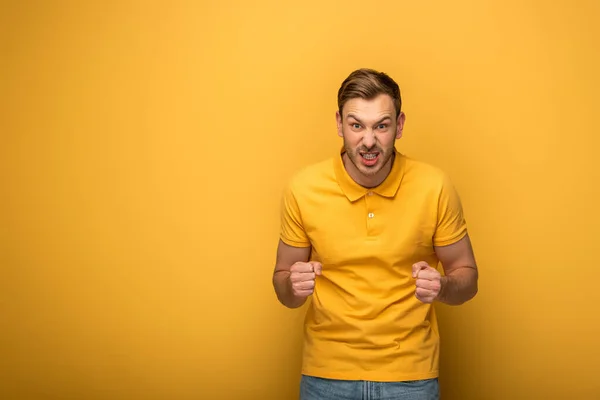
[362,153,377,160]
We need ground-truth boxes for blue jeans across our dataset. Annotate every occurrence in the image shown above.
[300,375,439,400]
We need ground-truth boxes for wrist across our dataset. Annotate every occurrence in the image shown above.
[437,275,449,302]
[278,271,306,308]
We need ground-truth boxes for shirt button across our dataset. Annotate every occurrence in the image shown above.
[367,191,374,196]
[368,212,374,218]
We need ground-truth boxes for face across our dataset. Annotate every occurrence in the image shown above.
[336,94,405,188]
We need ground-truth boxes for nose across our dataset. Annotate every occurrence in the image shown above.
[362,129,376,148]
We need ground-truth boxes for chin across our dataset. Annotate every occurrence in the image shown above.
[352,163,385,180]
[358,163,383,176]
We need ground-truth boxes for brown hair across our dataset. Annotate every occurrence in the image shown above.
[337,68,402,119]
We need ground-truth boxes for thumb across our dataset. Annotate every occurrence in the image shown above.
[412,261,429,278]
[311,261,323,276]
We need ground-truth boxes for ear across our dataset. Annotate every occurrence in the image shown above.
[395,112,406,139]
[336,110,343,137]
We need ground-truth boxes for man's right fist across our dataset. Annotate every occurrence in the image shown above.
[289,261,322,298]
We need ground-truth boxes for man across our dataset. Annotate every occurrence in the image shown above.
[272,68,478,400]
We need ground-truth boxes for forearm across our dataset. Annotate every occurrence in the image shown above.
[272,271,307,309]
[438,267,478,305]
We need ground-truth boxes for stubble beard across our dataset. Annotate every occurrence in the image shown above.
[344,141,393,178]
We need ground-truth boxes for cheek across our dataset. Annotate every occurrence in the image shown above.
[342,130,362,145]
[375,134,395,147]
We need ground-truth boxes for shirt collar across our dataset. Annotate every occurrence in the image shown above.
[333,146,406,202]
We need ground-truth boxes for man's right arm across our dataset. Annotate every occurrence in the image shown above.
[272,239,321,309]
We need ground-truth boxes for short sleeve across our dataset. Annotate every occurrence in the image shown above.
[433,174,468,247]
[279,182,311,247]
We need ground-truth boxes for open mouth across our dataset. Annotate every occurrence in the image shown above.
[360,152,380,166]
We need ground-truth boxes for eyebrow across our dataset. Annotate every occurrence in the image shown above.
[346,114,392,125]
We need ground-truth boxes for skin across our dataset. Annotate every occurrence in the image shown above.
[272,94,478,308]
[336,94,405,188]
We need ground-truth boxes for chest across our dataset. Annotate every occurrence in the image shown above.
[302,191,438,268]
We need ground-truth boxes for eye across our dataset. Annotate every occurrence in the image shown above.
[378,124,388,130]
[352,123,361,129]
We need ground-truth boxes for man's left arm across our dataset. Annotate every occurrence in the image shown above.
[413,235,478,305]
[413,172,478,305]
[434,234,478,305]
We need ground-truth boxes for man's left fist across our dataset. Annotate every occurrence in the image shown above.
[412,261,442,303]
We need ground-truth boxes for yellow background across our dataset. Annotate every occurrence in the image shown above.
[2,1,599,399]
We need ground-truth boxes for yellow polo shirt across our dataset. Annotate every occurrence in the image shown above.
[279,147,468,382]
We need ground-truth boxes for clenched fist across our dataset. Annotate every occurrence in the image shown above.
[289,261,322,298]
[412,261,442,303]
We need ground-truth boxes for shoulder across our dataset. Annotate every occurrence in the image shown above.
[285,157,336,193]
[402,155,451,189]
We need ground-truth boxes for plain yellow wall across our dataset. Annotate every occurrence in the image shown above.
[2,1,599,399]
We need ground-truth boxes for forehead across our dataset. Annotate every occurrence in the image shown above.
[343,94,395,120]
